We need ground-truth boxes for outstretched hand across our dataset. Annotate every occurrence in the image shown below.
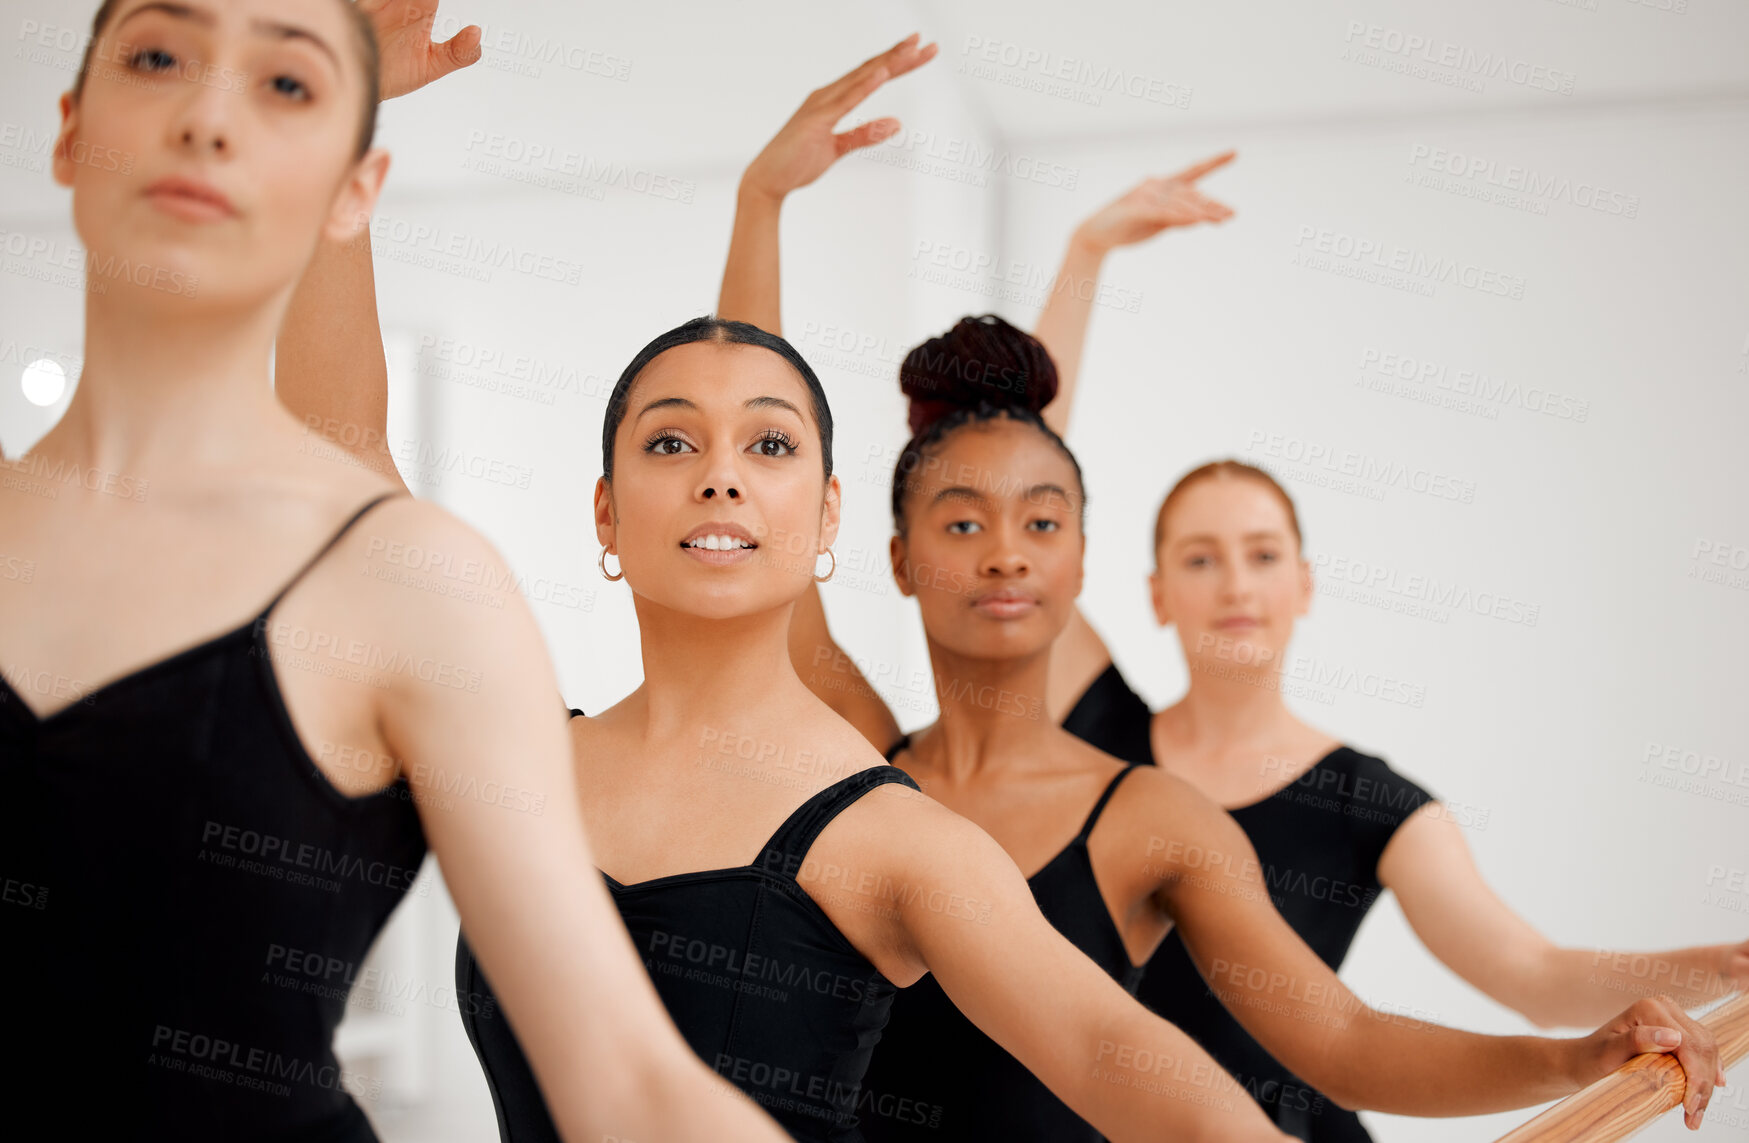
[740,33,939,202]
[1074,151,1237,253]
[356,0,483,101]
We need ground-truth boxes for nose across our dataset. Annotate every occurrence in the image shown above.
[980,521,1029,578]
[695,442,743,502]
[168,73,233,156]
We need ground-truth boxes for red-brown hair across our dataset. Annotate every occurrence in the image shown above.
[1153,460,1303,560]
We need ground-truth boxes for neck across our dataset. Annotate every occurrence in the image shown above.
[41,285,287,475]
[1173,647,1298,750]
[630,592,803,740]
[915,635,1052,781]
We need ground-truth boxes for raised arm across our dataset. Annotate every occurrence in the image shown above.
[1122,767,1724,1126]
[1034,153,1235,440]
[1381,803,1749,1028]
[1034,157,1235,720]
[274,0,484,487]
[718,35,935,751]
[832,789,1290,1142]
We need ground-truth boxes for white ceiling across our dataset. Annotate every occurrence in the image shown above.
[3,0,1746,223]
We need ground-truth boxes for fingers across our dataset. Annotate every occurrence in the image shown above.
[1667,1006,1717,1128]
[1169,149,1238,184]
[819,34,937,115]
[834,118,901,157]
[439,24,483,73]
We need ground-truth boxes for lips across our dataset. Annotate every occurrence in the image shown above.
[144,175,237,221]
[680,522,758,551]
[971,588,1039,618]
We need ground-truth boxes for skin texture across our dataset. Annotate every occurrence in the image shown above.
[712,60,1727,1128]
[5,3,795,1141]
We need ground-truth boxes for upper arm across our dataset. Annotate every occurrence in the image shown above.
[1046,605,1116,724]
[868,796,1280,1141]
[366,505,697,1136]
[1379,804,1554,1008]
[788,582,902,751]
[275,229,406,493]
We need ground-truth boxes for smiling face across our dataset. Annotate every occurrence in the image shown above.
[1150,474,1312,674]
[891,417,1085,663]
[53,0,385,308]
[594,340,842,620]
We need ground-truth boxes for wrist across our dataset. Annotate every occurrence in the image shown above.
[1067,227,1112,260]
[736,176,786,212]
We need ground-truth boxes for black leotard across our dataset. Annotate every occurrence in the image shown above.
[1,492,426,1141]
[1061,663,1436,1142]
[456,729,921,1143]
[858,734,1142,1143]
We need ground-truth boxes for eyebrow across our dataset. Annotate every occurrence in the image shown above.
[631,395,805,422]
[932,483,1075,508]
[1172,529,1286,548]
[115,2,341,70]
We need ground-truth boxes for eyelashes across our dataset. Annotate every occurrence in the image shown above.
[124,42,312,102]
[641,428,801,457]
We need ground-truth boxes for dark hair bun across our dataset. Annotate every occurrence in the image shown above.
[899,314,1058,437]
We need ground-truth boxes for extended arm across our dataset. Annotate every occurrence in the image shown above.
[366,500,787,1142]
[1133,769,1723,1124]
[1381,804,1748,1028]
[854,794,1290,1142]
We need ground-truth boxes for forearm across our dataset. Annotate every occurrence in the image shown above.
[1533,944,1739,1027]
[1034,234,1108,438]
[1057,1007,1289,1142]
[584,1048,786,1143]
[1317,1009,1577,1115]
[275,227,404,487]
[717,182,785,334]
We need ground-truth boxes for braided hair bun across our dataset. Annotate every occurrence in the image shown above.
[899,314,1058,437]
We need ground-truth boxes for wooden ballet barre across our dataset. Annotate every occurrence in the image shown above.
[1492,992,1749,1142]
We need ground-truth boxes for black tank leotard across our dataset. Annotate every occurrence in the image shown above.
[456,731,921,1143]
[1061,663,1436,1142]
[858,734,1143,1143]
[1,492,426,1141]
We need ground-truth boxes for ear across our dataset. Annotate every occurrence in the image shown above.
[819,474,842,551]
[322,145,391,244]
[51,92,79,188]
[1148,566,1171,627]
[592,476,615,550]
[889,533,914,598]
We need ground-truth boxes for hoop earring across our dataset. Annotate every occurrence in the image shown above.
[599,547,624,582]
[813,548,836,583]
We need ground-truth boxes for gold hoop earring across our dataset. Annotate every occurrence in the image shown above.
[813,548,836,583]
[599,547,624,582]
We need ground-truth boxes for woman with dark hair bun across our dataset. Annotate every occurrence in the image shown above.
[714,55,1727,1142]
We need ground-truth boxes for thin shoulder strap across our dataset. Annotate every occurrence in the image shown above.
[1075,765,1137,845]
[262,491,406,616]
[882,733,911,763]
[759,765,921,881]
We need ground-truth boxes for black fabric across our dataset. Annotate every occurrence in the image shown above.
[1060,665,1437,1142]
[860,735,1143,1143]
[456,745,922,1143]
[0,492,426,1142]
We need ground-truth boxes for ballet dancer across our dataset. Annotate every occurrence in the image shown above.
[0,2,793,1139]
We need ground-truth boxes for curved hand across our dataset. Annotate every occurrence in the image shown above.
[1073,151,1236,253]
[356,0,483,100]
[740,33,939,203]
[1575,995,1722,1129]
